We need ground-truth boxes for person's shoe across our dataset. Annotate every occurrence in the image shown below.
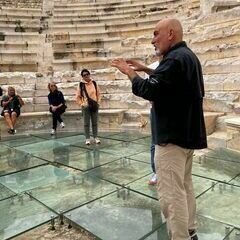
[60,122,65,128]
[94,137,101,144]
[189,230,198,240]
[148,174,157,185]
[51,129,56,135]
[85,139,91,145]
[8,129,15,135]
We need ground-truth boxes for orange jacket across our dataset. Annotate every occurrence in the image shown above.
[76,79,101,107]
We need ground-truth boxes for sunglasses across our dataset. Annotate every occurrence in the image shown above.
[82,73,90,77]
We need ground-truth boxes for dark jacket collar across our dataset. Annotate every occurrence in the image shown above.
[163,41,187,58]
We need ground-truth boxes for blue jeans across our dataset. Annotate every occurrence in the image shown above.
[151,143,155,173]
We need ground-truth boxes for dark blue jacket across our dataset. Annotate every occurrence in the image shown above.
[132,41,207,149]
[48,90,65,106]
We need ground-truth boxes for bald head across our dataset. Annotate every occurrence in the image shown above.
[152,18,183,56]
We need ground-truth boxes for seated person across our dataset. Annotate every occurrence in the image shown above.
[1,87,24,134]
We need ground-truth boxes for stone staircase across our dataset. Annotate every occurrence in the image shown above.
[0,0,239,144]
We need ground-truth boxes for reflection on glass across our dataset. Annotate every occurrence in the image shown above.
[0,194,56,240]
[197,183,240,228]
[89,158,151,185]
[1,136,44,147]
[206,148,240,163]
[106,132,149,141]
[129,151,151,163]
[30,173,116,213]
[0,146,47,176]
[0,165,70,193]
[192,156,240,182]
[65,191,163,240]
[132,136,151,146]
[0,183,15,201]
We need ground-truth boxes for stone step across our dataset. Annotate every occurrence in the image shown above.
[52,10,170,25]
[0,49,38,62]
[53,0,173,13]
[195,43,240,63]
[0,0,42,9]
[3,32,43,41]
[207,130,230,149]
[0,13,43,20]
[52,37,121,50]
[51,18,159,33]
[0,62,38,72]
[52,55,147,71]
[0,7,42,15]
[54,0,174,8]
[0,23,41,32]
[0,109,127,134]
[203,73,240,91]
[203,56,240,75]
[53,45,153,60]
[51,25,154,40]
[0,41,39,50]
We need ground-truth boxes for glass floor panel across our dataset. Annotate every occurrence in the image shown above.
[100,142,149,158]
[0,194,57,240]
[31,131,83,140]
[16,140,69,156]
[0,151,47,177]
[192,156,240,182]
[129,151,151,163]
[206,148,240,163]
[53,149,121,171]
[226,229,240,240]
[1,136,44,147]
[128,175,216,200]
[0,165,71,194]
[30,173,117,213]
[127,175,158,199]
[65,190,164,240]
[106,132,149,142]
[144,215,233,240]
[132,136,151,146]
[0,183,15,201]
[229,175,240,187]
[89,158,151,185]
[32,145,88,162]
[197,183,240,228]
[56,135,122,150]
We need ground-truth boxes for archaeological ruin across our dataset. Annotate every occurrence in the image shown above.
[0,0,240,239]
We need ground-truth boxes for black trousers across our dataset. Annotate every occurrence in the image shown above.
[50,105,65,130]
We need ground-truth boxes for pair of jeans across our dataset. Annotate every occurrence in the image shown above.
[82,106,98,139]
[150,143,156,173]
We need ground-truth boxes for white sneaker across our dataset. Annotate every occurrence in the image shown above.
[51,129,56,135]
[60,122,65,128]
[85,139,91,145]
[95,138,101,144]
[148,174,157,185]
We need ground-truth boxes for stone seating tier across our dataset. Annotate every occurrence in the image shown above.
[0,41,39,50]
[52,10,172,24]
[0,0,42,9]
[0,7,42,15]
[0,23,42,33]
[0,62,38,72]
[0,50,37,62]
[53,0,176,8]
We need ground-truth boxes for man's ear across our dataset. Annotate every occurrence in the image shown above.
[168,29,174,40]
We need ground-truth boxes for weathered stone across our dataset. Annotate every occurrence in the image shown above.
[203,98,234,112]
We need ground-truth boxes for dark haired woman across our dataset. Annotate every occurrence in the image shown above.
[1,86,24,134]
[76,69,101,145]
[48,82,66,135]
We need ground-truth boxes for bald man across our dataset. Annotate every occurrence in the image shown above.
[111,19,207,240]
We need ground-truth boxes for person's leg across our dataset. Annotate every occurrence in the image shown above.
[155,144,190,240]
[55,106,65,124]
[184,150,197,233]
[91,109,98,138]
[83,107,91,140]
[11,112,17,128]
[151,143,156,173]
[3,112,14,130]
[52,112,58,130]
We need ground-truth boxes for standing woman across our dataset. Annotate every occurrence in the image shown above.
[76,69,101,145]
[1,86,24,134]
[48,82,66,135]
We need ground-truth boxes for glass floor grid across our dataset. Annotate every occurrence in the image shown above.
[0,132,240,240]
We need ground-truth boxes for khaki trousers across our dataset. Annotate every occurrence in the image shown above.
[155,144,196,240]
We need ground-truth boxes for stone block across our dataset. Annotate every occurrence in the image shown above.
[203,98,234,113]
